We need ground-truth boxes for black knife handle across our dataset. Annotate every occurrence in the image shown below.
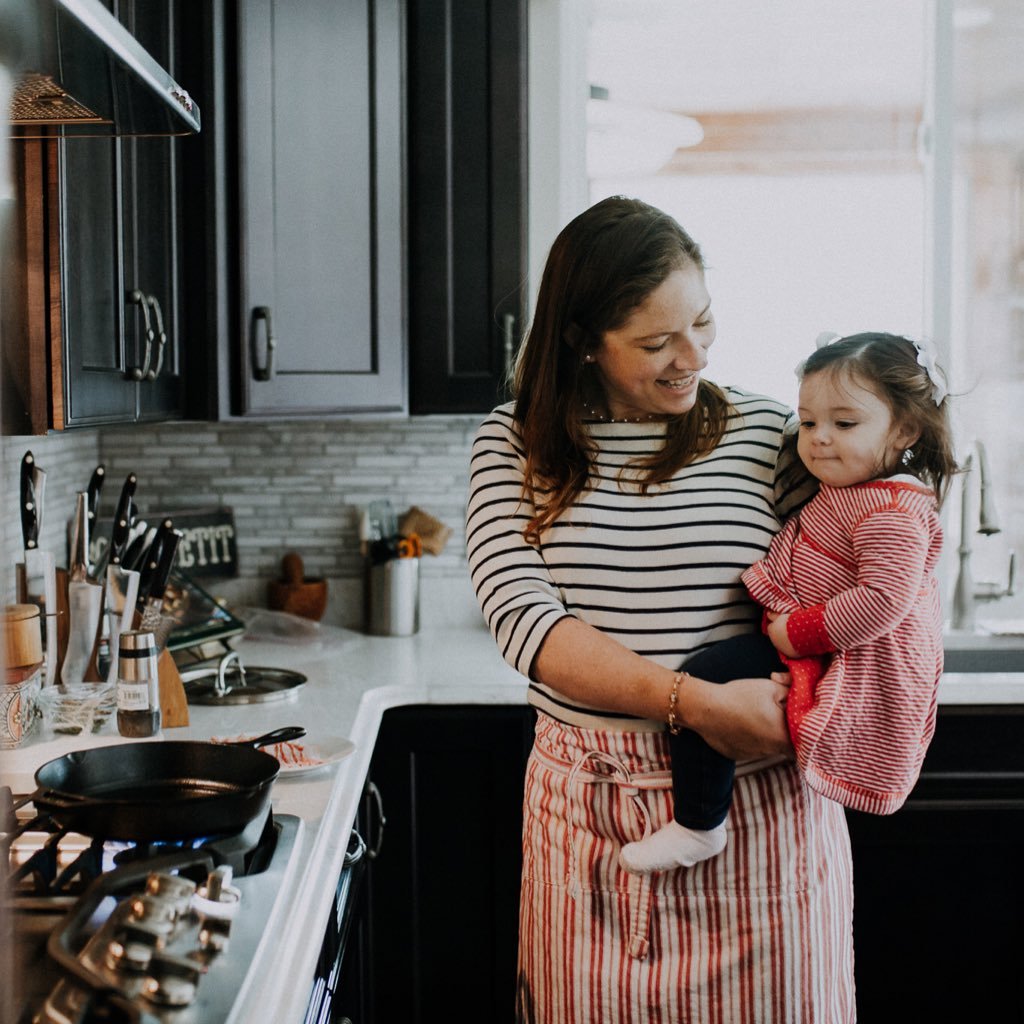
[138,519,172,598]
[20,451,38,550]
[109,473,138,565]
[86,465,105,523]
[151,528,183,602]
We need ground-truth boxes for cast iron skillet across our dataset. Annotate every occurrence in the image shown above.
[30,726,305,842]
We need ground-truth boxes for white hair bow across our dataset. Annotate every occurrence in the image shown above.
[911,338,948,406]
[798,330,947,406]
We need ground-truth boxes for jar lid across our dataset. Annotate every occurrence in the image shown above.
[2,603,40,622]
[119,629,158,655]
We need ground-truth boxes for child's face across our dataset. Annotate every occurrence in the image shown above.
[797,369,918,488]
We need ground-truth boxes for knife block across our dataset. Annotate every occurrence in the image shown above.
[157,648,190,728]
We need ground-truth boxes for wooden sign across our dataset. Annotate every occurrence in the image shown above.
[170,508,239,578]
[89,507,239,578]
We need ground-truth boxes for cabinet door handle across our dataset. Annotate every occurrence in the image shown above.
[125,289,154,381]
[251,306,276,382]
[502,312,517,382]
[145,294,167,381]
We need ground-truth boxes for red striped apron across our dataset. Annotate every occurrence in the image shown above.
[516,713,856,1023]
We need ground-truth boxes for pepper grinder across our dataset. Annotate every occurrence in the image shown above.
[116,629,161,737]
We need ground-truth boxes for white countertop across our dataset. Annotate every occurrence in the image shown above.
[4,625,1023,1023]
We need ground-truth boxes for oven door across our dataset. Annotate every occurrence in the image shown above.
[304,781,384,1023]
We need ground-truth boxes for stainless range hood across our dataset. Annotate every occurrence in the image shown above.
[8,0,200,137]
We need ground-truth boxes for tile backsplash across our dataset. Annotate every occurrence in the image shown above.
[1,416,490,630]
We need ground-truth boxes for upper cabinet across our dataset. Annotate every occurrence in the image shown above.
[2,0,528,431]
[406,0,528,415]
[234,0,406,417]
[60,0,186,428]
[2,0,193,434]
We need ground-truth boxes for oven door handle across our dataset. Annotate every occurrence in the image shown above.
[365,780,386,859]
[343,828,367,867]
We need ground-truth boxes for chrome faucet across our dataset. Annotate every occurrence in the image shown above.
[950,440,1016,631]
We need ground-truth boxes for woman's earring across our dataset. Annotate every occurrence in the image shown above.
[901,448,914,465]
[583,354,594,364]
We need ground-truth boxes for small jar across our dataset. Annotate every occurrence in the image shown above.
[2,604,43,748]
[116,630,162,738]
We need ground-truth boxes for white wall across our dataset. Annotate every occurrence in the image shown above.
[590,171,926,407]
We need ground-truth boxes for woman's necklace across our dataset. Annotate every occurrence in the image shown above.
[583,403,666,424]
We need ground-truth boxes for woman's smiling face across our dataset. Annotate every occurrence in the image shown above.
[797,368,919,487]
[591,262,715,421]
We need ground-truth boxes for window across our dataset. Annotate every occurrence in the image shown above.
[584,0,929,406]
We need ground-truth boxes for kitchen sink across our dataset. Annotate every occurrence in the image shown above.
[943,631,1024,673]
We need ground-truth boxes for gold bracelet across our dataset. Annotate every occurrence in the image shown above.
[667,672,687,735]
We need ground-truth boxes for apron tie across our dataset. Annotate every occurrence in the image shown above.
[565,749,656,960]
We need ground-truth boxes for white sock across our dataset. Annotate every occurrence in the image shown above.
[618,821,727,875]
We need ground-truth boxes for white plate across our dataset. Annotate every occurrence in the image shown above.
[274,736,356,777]
[210,733,356,776]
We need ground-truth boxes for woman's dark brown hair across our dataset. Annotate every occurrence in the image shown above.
[513,196,731,543]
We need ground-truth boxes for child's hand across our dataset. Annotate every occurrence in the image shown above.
[766,611,798,658]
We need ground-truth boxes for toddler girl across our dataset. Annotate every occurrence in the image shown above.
[620,331,957,874]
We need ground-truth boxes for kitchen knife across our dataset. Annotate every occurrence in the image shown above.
[104,474,141,683]
[86,464,105,526]
[61,492,104,687]
[123,521,154,573]
[18,451,58,686]
[85,464,105,577]
[138,526,182,648]
[136,518,173,606]
[109,474,137,566]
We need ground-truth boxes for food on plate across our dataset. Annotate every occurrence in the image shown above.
[211,733,325,768]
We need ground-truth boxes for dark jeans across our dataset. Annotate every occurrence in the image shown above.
[670,633,784,830]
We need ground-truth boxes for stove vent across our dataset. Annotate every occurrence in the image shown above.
[8,0,200,138]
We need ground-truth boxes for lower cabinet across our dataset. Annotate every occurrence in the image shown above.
[846,705,1024,1024]
[331,703,1023,1024]
[349,704,535,1023]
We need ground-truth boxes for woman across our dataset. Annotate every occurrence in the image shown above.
[466,196,855,1022]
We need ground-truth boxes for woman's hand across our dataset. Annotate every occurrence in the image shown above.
[688,674,793,761]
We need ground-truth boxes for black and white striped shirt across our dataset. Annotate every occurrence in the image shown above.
[465,388,813,730]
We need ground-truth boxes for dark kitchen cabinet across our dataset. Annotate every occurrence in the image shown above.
[354,704,535,1023]
[407,0,529,414]
[60,0,186,427]
[234,0,406,417]
[846,705,1024,1023]
[3,0,190,432]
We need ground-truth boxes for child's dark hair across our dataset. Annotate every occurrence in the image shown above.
[799,332,958,505]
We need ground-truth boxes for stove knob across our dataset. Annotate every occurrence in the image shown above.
[145,871,197,916]
[105,920,164,973]
[193,865,241,920]
[142,952,205,1007]
[125,893,178,935]
[198,913,233,954]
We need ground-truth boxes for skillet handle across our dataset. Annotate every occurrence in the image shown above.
[235,726,306,749]
[32,788,96,809]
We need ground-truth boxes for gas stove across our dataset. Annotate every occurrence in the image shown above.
[3,791,303,1023]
